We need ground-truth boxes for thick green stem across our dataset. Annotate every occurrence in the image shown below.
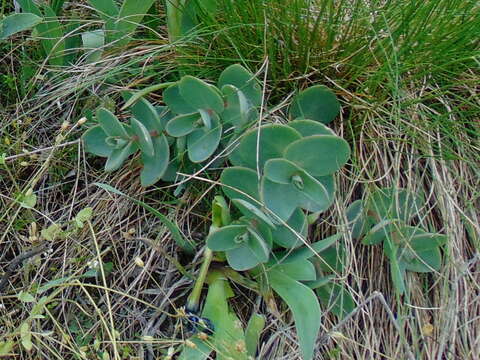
[186,247,213,313]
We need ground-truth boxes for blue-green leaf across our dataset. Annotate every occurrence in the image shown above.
[0,13,42,39]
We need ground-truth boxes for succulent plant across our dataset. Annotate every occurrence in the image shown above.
[83,64,354,360]
[347,187,447,294]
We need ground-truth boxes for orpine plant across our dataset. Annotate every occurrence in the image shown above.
[83,64,353,359]
[347,188,447,295]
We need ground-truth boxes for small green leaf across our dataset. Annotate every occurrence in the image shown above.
[179,76,224,113]
[20,322,33,351]
[316,282,355,319]
[245,313,265,357]
[268,260,316,281]
[81,29,104,63]
[289,85,340,124]
[346,200,375,240]
[229,124,302,170]
[207,225,249,251]
[284,135,350,176]
[218,64,262,106]
[0,340,14,356]
[41,223,63,241]
[267,270,321,360]
[96,108,129,138]
[362,219,401,245]
[104,141,135,172]
[18,291,36,303]
[221,85,255,129]
[140,134,170,186]
[163,83,197,114]
[288,119,335,136]
[166,112,200,137]
[75,207,93,228]
[232,199,275,229]
[82,125,112,157]
[18,191,37,209]
[221,166,260,204]
[187,114,222,163]
[128,94,164,133]
[278,233,342,264]
[0,13,42,39]
[131,118,154,156]
[367,187,424,222]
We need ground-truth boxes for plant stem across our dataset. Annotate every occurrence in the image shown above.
[186,247,213,313]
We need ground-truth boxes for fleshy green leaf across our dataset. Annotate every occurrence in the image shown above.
[271,208,308,248]
[166,112,200,137]
[187,114,222,163]
[163,83,197,114]
[268,260,316,281]
[226,242,264,271]
[129,95,164,133]
[179,76,224,113]
[104,141,135,172]
[221,166,260,204]
[288,119,335,137]
[346,200,375,240]
[81,29,104,63]
[221,85,256,129]
[268,270,321,360]
[218,64,262,106]
[131,118,154,157]
[207,225,248,251]
[284,135,350,176]
[367,187,424,222]
[316,282,355,319]
[277,234,342,264]
[82,125,112,157]
[232,199,275,229]
[261,177,300,221]
[289,85,340,124]
[362,219,401,245]
[245,313,265,357]
[140,134,170,186]
[96,108,129,138]
[0,13,42,39]
[229,124,302,170]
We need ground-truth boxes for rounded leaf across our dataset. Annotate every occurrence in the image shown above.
[187,114,222,163]
[163,83,197,114]
[261,177,300,222]
[96,108,129,138]
[207,225,248,251]
[232,199,275,228]
[221,166,260,203]
[288,119,335,136]
[221,85,255,129]
[218,64,262,106]
[271,208,308,248]
[140,134,170,186]
[131,96,164,133]
[367,187,424,222]
[289,85,340,124]
[131,118,154,157]
[179,76,224,114]
[105,141,135,172]
[296,174,335,213]
[166,112,200,137]
[285,135,350,176]
[82,125,112,157]
[229,124,302,170]
[226,243,263,271]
